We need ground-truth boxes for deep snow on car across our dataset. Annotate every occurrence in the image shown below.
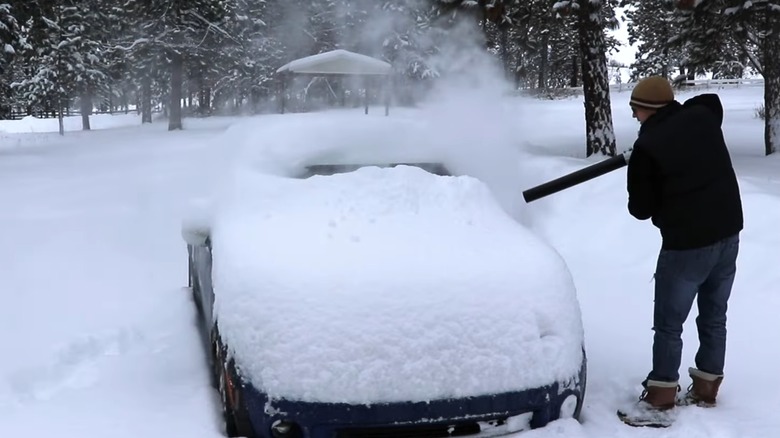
[182,113,587,438]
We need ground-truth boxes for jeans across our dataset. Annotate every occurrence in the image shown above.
[647,233,739,383]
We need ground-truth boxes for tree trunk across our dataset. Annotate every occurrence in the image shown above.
[169,52,183,131]
[764,4,780,155]
[0,84,10,119]
[57,96,64,136]
[499,24,510,79]
[108,84,114,114]
[198,86,206,115]
[141,76,152,123]
[577,0,616,157]
[80,92,92,131]
[661,47,669,78]
[203,88,212,114]
[538,32,549,89]
[182,82,188,112]
[479,0,488,35]
[570,55,579,88]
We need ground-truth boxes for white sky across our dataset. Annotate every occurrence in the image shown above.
[608,8,638,68]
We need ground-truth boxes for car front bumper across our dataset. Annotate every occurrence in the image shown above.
[239,355,586,438]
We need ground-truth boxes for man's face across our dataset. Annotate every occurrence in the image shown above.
[631,105,656,124]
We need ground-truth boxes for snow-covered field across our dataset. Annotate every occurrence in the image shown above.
[1,84,778,437]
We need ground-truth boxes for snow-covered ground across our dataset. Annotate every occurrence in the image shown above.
[1,83,777,437]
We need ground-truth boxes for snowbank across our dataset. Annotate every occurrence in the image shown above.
[0,113,142,134]
[209,165,584,404]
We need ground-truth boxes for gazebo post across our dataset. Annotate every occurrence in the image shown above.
[278,73,287,114]
[364,76,369,115]
[340,75,346,107]
[384,76,391,116]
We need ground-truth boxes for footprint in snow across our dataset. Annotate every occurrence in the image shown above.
[7,328,144,403]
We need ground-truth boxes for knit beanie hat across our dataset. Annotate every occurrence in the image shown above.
[630,76,674,109]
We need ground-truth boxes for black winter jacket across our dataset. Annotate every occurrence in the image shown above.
[626,94,743,250]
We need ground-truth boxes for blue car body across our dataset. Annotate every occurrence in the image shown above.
[183,162,587,438]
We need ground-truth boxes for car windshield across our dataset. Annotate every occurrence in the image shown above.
[300,162,451,178]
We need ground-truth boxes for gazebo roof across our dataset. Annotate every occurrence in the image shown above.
[276,49,392,76]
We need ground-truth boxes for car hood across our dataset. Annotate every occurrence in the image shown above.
[209,166,584,404]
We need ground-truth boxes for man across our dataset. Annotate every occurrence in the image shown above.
[617,76,743,427]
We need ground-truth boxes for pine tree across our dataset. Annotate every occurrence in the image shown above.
[116,0,234,130]
[621,0,684,80]
[731,0,780,155]
[503,0,565,89]
[674,0,780,154]
[556,0,618,157]
[673,1,740,78]
[381,0,442,106]
[12,0,110,131]
[101,3,134,114]
[381,1,436,79]
[60,0,109,130]
[0,2,22,118]
[211,0,283,114]
[720,0,780,155]
[112,1,159,124]
[12,1,71,133]
[762,2,780,155]
[337,0,374,52]
[0,3,18,74]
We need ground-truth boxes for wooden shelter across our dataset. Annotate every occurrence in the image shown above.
[276,49,393,115]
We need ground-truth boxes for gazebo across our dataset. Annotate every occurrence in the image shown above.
[276,49,393,115]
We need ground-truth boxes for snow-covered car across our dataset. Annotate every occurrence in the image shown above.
[181,114,587,438]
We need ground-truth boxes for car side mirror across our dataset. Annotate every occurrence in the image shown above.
[182,221,210,247]
[182,198,213,247]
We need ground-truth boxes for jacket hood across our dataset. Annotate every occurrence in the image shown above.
[683,93,724,126]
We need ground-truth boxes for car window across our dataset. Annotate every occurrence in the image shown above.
[300,162,451,178]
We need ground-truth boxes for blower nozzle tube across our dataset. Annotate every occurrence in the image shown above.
[522,150,632,203]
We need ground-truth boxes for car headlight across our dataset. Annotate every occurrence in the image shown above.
[559,394,579,418]
[271,420,301,438]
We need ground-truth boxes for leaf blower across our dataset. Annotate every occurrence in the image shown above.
[522,150,633,203]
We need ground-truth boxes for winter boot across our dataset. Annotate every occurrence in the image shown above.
[678,367,723,407]
[617,380,679,428]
